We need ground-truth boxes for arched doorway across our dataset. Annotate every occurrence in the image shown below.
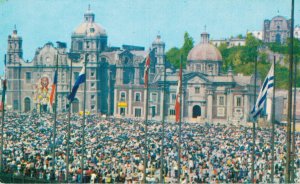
[192,105,201,118]
[72,98,79,113]
[275,33,281,43]
[24,97,31,112]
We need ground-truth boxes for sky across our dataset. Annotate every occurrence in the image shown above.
[0,0,299,74]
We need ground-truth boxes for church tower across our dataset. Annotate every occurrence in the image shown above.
[152,35,165,73]
[7,26,23,64]
[71,5,108,59]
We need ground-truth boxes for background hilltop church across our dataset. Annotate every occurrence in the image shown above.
[5,7,257,124]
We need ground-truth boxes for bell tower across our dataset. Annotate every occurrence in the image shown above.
[152,35,165,73]
[7,25,23,64]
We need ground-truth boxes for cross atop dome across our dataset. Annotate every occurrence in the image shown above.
[84,4,95,22]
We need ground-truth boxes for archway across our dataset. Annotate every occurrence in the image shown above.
[24,97,31,112]
[192,105,201,118]
[72,98,79,113]
[275,33,281,43]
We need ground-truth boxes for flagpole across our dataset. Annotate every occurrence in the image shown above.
[143,59,150,184]
[160,56,166,183]
[177,55,183,183]
[251,50,258,183]
[270,56,276,183]
[81,53,88,183]
[66,54,73,182]
[0,80,6,172]
[0,55,6,172]
[18,63,21,114]
[291,55,297,182]
[52,53,59,180]
[285,0,294,182]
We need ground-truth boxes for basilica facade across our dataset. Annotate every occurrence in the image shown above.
[263,15,291,43]
[5,7,256,123]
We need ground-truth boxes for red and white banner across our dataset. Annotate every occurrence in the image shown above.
[175,64,182,122]
[144,53,150,87]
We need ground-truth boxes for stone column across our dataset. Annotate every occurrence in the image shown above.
[114,89,118,116]
[129,89,132,117]
[116,67,123,85]
[207,92,213,122]
[134,67,140,85]
[226,90,233,122]
[201,104,206,119]
[160,90,164,121]
[188,103,192,121]
[244,95,249,123]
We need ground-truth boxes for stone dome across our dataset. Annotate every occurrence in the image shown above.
[73,6,107,36]
[74,22,107,36]
[187,32,222,61]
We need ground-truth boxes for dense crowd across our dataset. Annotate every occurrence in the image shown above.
[1,112,300,183]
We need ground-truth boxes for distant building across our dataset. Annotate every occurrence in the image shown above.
[295,25,300,39]
[266,88,300,122]
[210,38,246,48]
[263,15,291,43]
[248,31,263,40]
[5,6,257,124]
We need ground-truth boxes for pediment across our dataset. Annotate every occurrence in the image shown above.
[187,76,206,84]
[184,73,209,84]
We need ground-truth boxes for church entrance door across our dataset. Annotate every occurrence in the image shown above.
[276,34,281,43]
[192,105,201,118]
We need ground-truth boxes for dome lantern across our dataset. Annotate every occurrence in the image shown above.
[84,4,95,23]
[186,31,222,75]
[201,32,209,44]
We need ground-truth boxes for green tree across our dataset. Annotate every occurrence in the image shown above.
[241,33,261,63]
[166,47,180,68]
[180,32,194,66]
[258,52,268,63]
[166,32,194,68]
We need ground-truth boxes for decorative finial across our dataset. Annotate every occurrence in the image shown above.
[88,4,91,11]
[204,25,207,32]
[14,24,17,30]
[277,9,279,15]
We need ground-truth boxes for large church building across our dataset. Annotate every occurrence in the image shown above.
[5,7,256,124]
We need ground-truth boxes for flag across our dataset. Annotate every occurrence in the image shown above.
[175,63,182,122]
[144,52,151,87]
[251,63,274,119]
[49,70,58,106]
[67,65,85,102]
[0,79,7,111]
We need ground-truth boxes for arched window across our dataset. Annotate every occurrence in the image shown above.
[24,97,31,112]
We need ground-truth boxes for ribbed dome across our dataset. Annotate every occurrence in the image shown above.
[187,32,222,61]
[74,22,107,36]
[73,5,107,36]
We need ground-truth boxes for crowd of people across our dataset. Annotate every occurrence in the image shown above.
[0,111,300,183]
